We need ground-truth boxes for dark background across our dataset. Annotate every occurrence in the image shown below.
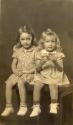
[1,0,73,82]
[0,1,73,125]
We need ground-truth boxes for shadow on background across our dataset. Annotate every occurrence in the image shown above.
[0,0,73,125]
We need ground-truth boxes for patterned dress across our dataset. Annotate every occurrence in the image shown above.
[34,49,70,86]
[5,46,37,85]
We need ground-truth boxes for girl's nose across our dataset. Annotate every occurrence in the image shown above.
[24,40,27,43]
[49,42,52,45]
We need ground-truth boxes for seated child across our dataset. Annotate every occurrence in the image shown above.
[1,25,37,116]
[30,28,70,117]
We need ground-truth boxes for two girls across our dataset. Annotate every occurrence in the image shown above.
[1,26,70,117]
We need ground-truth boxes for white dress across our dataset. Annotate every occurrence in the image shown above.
[34,49,70,86]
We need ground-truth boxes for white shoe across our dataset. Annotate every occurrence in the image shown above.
[1,107,14,116]
[50,103,58,114]
[17,106,27,116]
[30,104,41,117]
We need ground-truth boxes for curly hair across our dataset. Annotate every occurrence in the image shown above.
[39,28,62,52]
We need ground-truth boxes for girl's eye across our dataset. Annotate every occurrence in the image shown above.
[21,38,30,40]
[46,41,49,43]
[51,40,55,42]
[21,38,25,40]
[45,40,55,43]
[26,38,31,40]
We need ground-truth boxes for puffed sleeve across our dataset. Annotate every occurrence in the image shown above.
[57,52,65,60]
[34,50,43,72]
[35,50,42,60]
[35,49,48,60]
[55,52,65,71]
[12,46,19,58]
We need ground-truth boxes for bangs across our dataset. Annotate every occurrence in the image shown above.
[39,28,62,52]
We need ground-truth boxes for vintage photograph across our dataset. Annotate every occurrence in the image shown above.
[0,0,73,125]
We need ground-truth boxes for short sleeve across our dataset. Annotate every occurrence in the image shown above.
[57,52,65,60]
[12,46,19,58]
[35,51,42,60]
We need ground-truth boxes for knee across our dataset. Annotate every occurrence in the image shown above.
[34,83,43,91]
[49,85,58,90]
[17,80,24,88]
[6,82,13,89]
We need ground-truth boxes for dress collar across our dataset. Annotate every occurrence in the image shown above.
[22,46,35,52]
[43,49,57,54]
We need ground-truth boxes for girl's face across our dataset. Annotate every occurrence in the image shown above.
[43,35,56,52]
[20,32,32,49]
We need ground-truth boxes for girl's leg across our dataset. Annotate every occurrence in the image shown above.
[30,82,44,117]
[49,84,58,114]
[6,82,14,107]
[17,79,27,116]
[33,83,44,104]
[49,84,58,103]
[1,82,15,116]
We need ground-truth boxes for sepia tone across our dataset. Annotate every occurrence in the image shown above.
[0,0,73,125]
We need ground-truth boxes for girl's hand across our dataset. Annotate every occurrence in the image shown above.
[49,54,57,62]
[14,69,23,77]
[42,61,50,69]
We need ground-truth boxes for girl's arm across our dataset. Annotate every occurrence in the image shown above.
[42,61,50,69]
[35,50,49,72]
[35,59,43,72]
[54,59,63,72]
[49,52,64,71]
[11,58,18,74]
[11,58,23,76]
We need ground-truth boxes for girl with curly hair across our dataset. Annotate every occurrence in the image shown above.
[30,28,70,117]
